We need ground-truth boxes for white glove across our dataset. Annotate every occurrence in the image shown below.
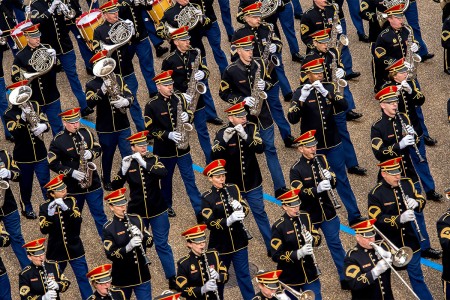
[209,267,220,280]
[101,79,111,94]
[168,131,182,143]
[230,200,242,211]
[180,112,189,123]
[404,61,412,69]
[371,258,391,278]
[400,210,416,223]
[223,127,236,143]
[303,230,313,244]
[201,279,218,295]
[132,152,146,168]
[32,123,47,137]
[54,198,68,211]
[375,246,392,260]
[317,180,331,193]
[48,0,61,14]
[47,202,57,216]
[410,43,419,53]
[25,6,31,15]
[226,211,245,226]
[125,236,142,252]
[401,80,413,94]
[83,150,93,160]
[182,93,193,104]
[296,244,313,258]
[42,290,57,300]
[234,124,248,140]
[257,79,265,91]
[111,96,129,108]
[194,70,205,80]
[404,124,416,136]
[125,19,135,35]
[0,30,3,36]
[21,106,31,121]
[299,84,313,102]
[71,170,86,181]
[47,279,59,290]
[336,68,345,79]
[134,0,141,5]
[0,168,11,179]
[336,24,343,34]
[399,135,415,149]
[269,43,277,53]
[275,292,291,300]
[244,96,255,108]
[322,169,331,180]
[312,80,328,97]
[121,155,132,174]
[130,225,143,239]
[406,197,419,210]
[46,48,56,58]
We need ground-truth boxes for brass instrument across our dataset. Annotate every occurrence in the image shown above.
[327,2,349,51]
[395,110,424,163]
[279,281,315,300]
[249,60,268,117]
[0,161,10,208]
[77,130,97,189]
[397,179,426,241]
[102,20,133,54]
[124,213,152,265]
[404,25,421,80]
[223,185,253,240]
[260,0,282,19]
[176,3,204,29]
[372,224,413,267]
[376,0,410,26]
[314,156,341,209]
[134,0,154,5]
[56,0,76,20]
[202,251,220,300]
[186,48,207,112]
[261,23,280,75]
[23,47,56,82]
[92,57,127,114]
[175,95,194,150]
[329,51,347,97]
[297,213,321,276]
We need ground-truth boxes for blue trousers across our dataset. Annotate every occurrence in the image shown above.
[410,137,435,193]
[259,124,286,192]
[200,58,220,120]
[345,0,366,36]
[98,129,133,184]
[266,84,292,141]
[160,155,202,215]
[278,2,301,55]
[241,186,272,251]
[317,144,361,224]
[58,50,88,110]
[141,12,165,47]
[0,273,12,300]
[123,74,145,132]
[204,22,229,75]
[194,108,212,164]
[143,212,176,279]
[333,113,358,169]
[128,38,158,95]
[68,24,94,70]
[343,83,356,111]
[74,189,108,239]
[338,19,354,74]
[217,0,235,38]
[0,77,12,139]
[59,256,92,300]
[17,160,50,213]
[219,249,255,300]
[406,251,433,300]
[122,281,152,300]
[415,106,430,137]
[274,52,293,97]
[86,0,99,9]
[286,279,321,300]
[313,217,345,280]
[1,210,29,268]
[404,2,429,56]
[41,100,64,136]
[292,0,303,16]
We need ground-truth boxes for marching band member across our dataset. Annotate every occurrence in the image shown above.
[19,237,71,300]
[288,57,363,224]
[271,189,323,299]
[176,224,228,300]
[86,264,126,300]
[111,130,177,290]
[144,70,202,218]
[289,130,348,290]
[344,219,394,299]
[211,102,272,255]
[437,189,450,300]
[368,158,432,300]
[253,270,289,300]
[0,222,12,300]
[85,50,133,191]
[102,188,154,299]
[443,6,450,74]
[201,159,254,299]
[47,107,107,238]
[4,81,50,220]
[0,2,19,56]
[39,174,92,299]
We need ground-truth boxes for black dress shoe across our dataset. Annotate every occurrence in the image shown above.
[344,72,361,80]
[426,190,443,202]
[294,13,303,20]
[423,136,437,146]
[168,276,177,290]
[292,52,305,63]
[340,279,350,290]
[283,92,293,102]
[206,117,224,125]
[22,210,37,220]
[155,44,169,57]
[420,53,434,62]
[283,135,295,148]
[348,165,367,176]
[167,207,176,217]
[5,136,15,143]
[81,107,95,117]
[346,110,363,121]
[421,248,442,259]
[358,33,370,43]
[103,182,113,191]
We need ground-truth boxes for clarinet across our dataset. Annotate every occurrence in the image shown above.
[202,251,220,300]
[124,213,152,265]
[297,213,321,276]
[397,180,426,242]
[42,262,58,299]
[395,111,425,163]
[314,156,341,209]
[223,185,253,240]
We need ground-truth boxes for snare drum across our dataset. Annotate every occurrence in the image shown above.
[76,9,104,51]
[148,0,173,25]
[11,20,33,50]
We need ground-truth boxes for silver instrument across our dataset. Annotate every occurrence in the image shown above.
[279,281,315,300]
[404,25,421,80]
[372,224,413,267]
[186,48,207,113]
[175,3,204,29]
[260,0,282,18]
[42,262,58,298]
[124,213,152,265]
[56,0,76,20]
[329,51,347,97]
[261,23,280,75]
[202,250,220,300]
[397,179,426,241]
[77,130,97,189]
[314,156,341,209]
[327,2,349,51]
[223,185,253,240]
[395,110,424,163]
[249,60,268,117]
[24,47,56,82]
[0,161,10,208]
[134,0,154,5]
[175,95,194,150]
[297,213,321,276]
[102,20,133,54]
[376,0,410,26]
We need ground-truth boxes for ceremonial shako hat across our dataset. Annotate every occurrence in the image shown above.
[375,85,398,103]
[310,28,331,43]
[22,238,46,256]
[86,264,112,283]
[170,26,190,40]
[203,159,227,177]
[351,218,376,237]
[293,130,318,147]
[241,2,262,17]
[255,270,282,290]
[104,188,128,206]
[384,3,405,17]
[59,107,81,123]
[23,24,41,38]
[301,57,325,74]
[89,49,109,64]
[6,80,29,90]
[378,157,402,175]
[232,33,254,50]
[153,70,174,85]
[154,291,182,300]
[127,130,149,146]
[386,58,408,74]
[224,102,247,117]
[44,174,67,192]
[181,224,207,243]
[100,0,119,13]
[277,189,301,207]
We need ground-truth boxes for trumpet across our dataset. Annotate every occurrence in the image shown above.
[56,1,76,20]
[372,224,413,268]
[314,156,341,209]
[223,185,253,240]
[297,213,321,276]
[279,281,315,300]
[124,213,152,266]
[397,179,426,242]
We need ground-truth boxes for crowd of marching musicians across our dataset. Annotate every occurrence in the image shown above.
[0,0,450,298]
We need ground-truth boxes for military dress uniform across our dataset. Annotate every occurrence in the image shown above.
[0,2,19,54]
[0,222,12,300]
[443,15,450,74]
[437,205,450,299]
[86,264,125,300]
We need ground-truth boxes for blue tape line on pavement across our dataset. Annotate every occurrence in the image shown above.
[80,118,443,273]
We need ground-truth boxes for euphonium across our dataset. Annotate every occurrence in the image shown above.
[175,95,193,150]
[186,48,207,112]
[77,130,97,189]
[249,60,268,117]
[0,161,10,208]
[279,281,315,300]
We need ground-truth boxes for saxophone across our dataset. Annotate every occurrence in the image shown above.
[186,48,206,112]
[175,96,193,150]
[327,2,349,50]
[329,51,347,96]
[404,25,421,80]
[249,60,268,117]
[261,23,280,75]
[77,130,97,189]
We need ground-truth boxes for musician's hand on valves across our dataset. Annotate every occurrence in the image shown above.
[124,19,135,35]
[269,43,277,53]
[244,96,255,108]
[405,124,415,136]
[336,24,343,34]
[125,236,142,252]
[230,200,243,211]
[182,93,193,104]
[375,245,392,260]
[223,127,236,143]
[168,131,182,143]
[20,106,31,121]
[257,79,266,91]
[401,80,412,94]
[0,168,11,179]
[226,211,245,226]
[132,152,146,168]
[234,124,248,140]
[201,279,218,294]
[194,70,205,80]
[54,198,68,211]
[371,258,391,278]
[209,267,220,280]
[410,42,419,53]
[71,170,86,182]
[322,169,332,180]
[48,0,61,14]
[101,79,111,94]
[25,6,31,15]
[32,123,48,136]
[399,134,415,149]
[296,244,313,259]
[400,210,416,223]
[299,84,313,102]
[47,279,59,290]
[130,225,143,239]
[83,150,93,160]
[121,156,132,174]
[336,68,345,79]
[312,80,328,97]
[111,96,129,108]
[406,197,419,210]
[317,180,331,193]
[46,48,56,58]
[42,290,57,300]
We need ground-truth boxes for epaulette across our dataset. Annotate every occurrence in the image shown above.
[379,28,390,37]
[20,265,31,275]
[4,107,13,114]
[202,190,212,198]
[273,217,284,227]
[372,116,382,126]
[224,61,239,72]
[346,247,358,257]
[442,211,450,221]
[290,158,301,169]
[178,254,190,264]
[147,95,159,105]
[370,182,383,195]
[103,220,113,229]
[303,6,314,13]
[165,51,177,59]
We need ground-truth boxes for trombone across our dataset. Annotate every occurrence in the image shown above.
[372,224,413,268]
[279,281,315,300]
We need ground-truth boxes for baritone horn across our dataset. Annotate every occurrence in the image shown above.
[279,281,315,300]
